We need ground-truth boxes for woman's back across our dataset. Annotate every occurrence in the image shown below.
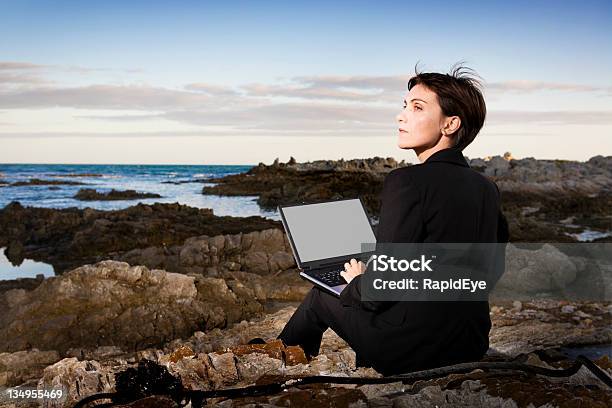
[360,147,508,375]
[376,147,504,244]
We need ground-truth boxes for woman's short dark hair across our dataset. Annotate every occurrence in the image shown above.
[407,61,486,151]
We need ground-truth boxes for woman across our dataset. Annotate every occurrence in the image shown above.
[277,62,509,375]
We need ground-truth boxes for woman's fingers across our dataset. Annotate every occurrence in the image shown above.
[340,270,351,284]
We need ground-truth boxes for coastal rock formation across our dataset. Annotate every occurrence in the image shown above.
[4,178,87,187]
[118,228,296,277]
[0,349,61,387]
[29,302,612,407]
[73,188,162,201]
[496,244,578,293]
[0,261,267,355]
[202,156,402,213]
[202,155,612,242]
[0,202,282,273]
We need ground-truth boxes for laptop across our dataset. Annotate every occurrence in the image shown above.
[278,197,377,296]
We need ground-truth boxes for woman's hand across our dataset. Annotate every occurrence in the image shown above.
[340,258,366,284]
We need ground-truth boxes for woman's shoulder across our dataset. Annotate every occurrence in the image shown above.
[386,162,500,196]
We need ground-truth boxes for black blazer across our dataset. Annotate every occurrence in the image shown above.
[339,147,509,375]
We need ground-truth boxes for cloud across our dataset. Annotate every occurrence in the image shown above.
[240,75,410,101]
[0,84,217,110]
[0,72,52,85]
[485,80,612,95]
[0,61,143,89]
[487,110,612,125]
[184,83,239,96]
[1,64,611,137]
[0,62,48,70]
[74,113,164,122]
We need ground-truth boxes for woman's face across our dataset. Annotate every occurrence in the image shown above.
[396,84,448,150]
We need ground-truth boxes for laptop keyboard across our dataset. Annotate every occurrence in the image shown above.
[315,269,346,286]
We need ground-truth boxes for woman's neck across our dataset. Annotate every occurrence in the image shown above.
[415,143,455,163]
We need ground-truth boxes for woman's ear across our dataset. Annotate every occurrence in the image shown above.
[442,116,461,135]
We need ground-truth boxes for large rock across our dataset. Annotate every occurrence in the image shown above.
[0,349,61,386]
[37,357,114,408]
[0,261,264,354]
[121,228,296,276]
[496,244,577,293]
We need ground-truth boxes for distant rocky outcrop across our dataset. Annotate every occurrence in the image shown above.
[5,178,87,187]
[202,156,404,214]
[469,154,612,194]
[74,188,162,201]
[204,154,612,206]
[203,154,612,243]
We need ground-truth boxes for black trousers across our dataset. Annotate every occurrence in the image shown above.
[277,287,374,364]
[278,287,491,375]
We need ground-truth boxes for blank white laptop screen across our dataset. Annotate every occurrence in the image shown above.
[282,199,376,263]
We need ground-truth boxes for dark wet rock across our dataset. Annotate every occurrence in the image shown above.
[7,178,87,187]
[202,156,403,215]
[113,359,184,406]
[0,201,281,273]
[499,190,612,242]
[4,240,25,265]
[0,274,45,296]
[73,188,162,201]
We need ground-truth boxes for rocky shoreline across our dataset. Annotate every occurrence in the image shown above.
[202,154,612,242]
[0,202,282,274]
[0,260,609,406]
[0,153,611,407]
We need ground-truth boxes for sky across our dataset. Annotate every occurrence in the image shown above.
[0,0,610,165]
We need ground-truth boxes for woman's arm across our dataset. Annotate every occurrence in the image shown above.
[340,169,424,311]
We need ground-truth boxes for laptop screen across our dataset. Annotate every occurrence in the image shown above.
[281,198,377,263]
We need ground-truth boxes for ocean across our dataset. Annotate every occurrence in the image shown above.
[0,163,279,219]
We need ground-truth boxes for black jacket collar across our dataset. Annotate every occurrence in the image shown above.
[423,147,470,167]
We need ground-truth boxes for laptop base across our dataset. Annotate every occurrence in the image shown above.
[300,271,347,297]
